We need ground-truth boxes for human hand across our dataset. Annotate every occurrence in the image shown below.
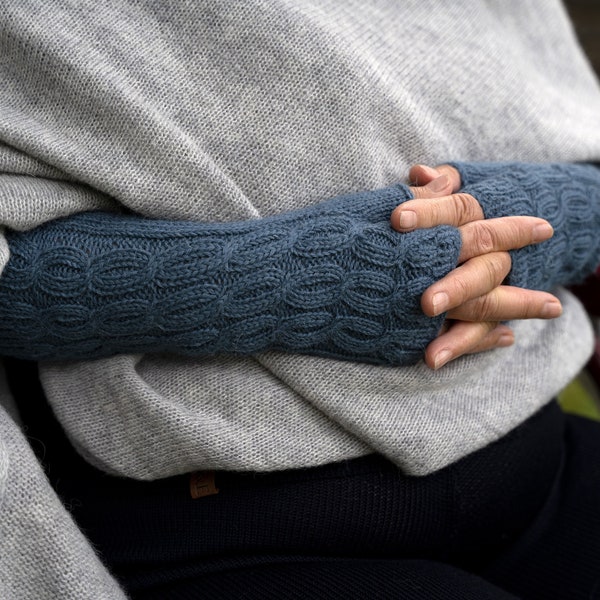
[392,164,561,369]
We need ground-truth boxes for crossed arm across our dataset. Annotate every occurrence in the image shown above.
[0,161,597,366]
[396,162,600,367]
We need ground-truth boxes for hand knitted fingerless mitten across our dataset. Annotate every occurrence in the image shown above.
[0,184,461,364]
[451,162,600,290]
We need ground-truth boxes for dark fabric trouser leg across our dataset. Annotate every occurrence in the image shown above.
[482,412,600,600]
[6,357,600,599]
[139,559,520,600]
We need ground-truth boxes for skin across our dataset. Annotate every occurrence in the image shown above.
[402,164,561,370]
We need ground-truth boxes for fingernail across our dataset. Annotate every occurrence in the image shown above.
[434,349,452,370]
[532,223,553,242]
[541,301,562,318]
[418,164,440,178]
[431,291,449,315]
[429,174,449,193]
[498,334,514,347]
[398,211,417,229]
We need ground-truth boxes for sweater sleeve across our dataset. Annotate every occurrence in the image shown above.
[450,162,600,291]
[0,184,461,365]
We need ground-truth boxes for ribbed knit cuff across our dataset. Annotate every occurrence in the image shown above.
[0,184,461,365]
[450,162,600,291]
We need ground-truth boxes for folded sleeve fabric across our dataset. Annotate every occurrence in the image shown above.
[451,162,600,291]
[0,184,461,364]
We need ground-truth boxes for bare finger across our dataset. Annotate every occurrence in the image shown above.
[408,174,453,200]
[409,164,441,186]
[409,164,462,192]
[422,252,512,317]
[392,192,484,231]
[425,321,513,370]
[446,286,563,322]
[458,216,554,263]
[466,324,515,355]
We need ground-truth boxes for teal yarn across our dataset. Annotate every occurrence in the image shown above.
[453,162,600,291]
[0,184,460,364]
[2,162,597,365]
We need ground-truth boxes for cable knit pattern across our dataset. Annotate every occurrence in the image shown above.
[0,184,460,364]
[452,162,600,291]
[0,2,600,597]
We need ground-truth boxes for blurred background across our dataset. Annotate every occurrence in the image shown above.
[565,0,600,76]
[556,1,600,420]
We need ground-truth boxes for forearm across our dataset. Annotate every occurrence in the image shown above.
[0,185,461,364]
[451,162,600,290]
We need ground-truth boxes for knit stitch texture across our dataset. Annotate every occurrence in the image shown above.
[1,2,600,596]
[1,163,599,365]
[0,0,598,480]
[452,162,600,290]
[0,185,460,364]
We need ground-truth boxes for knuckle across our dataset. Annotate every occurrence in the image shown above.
[483,253,508,284]
[506,221,526,247]
[476,223,495,254]
[443,165,462,190]
[453,193,477,223]
[409,186,423,199]
[521,294,541,319]
[472,326,497,350]
[496,218,532,251]
[497,251,511,275]
[485,321,500,335]
[452,275,472,304]
[431,201,445,223]
[477,293,499,321]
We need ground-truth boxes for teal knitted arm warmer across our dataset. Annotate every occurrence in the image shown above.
[0,184,461,364]
[450,162,600,290]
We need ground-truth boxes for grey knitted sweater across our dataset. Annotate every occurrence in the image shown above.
[1,1,600,598]
[0,162,598,363]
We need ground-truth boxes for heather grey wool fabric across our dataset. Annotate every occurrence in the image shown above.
[0,1,600,596]
[0,405,127,600]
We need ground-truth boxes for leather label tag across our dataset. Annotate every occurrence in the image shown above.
[190,471,219,499]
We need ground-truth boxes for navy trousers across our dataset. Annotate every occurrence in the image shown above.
[7,358,600,599]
